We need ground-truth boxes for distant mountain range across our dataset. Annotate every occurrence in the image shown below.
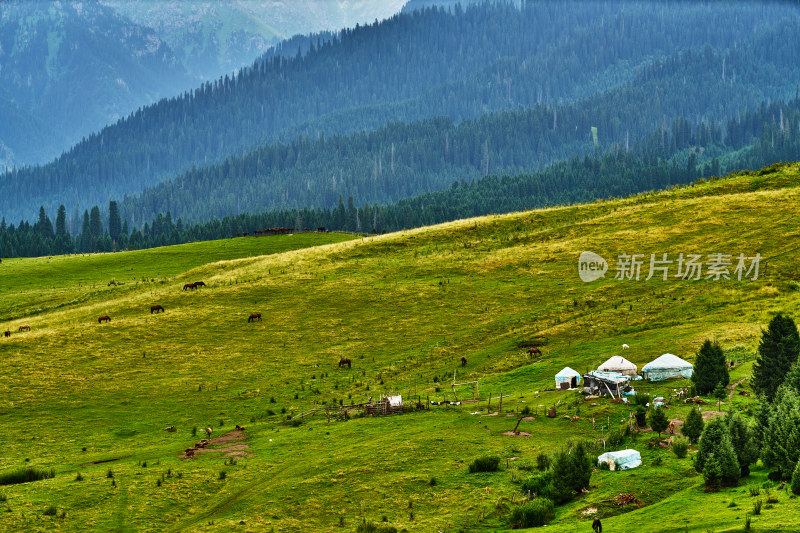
[0,0,406,170]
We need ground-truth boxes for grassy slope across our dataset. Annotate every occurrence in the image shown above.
[1,166,799,531]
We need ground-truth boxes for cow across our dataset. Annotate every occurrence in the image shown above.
[98,316,111,323]
[248,313,262,322]
[19,324,31,331]
[461,356,467,367]
[4,330,10,337]
[150,305,165,314]
[338,358,351,368]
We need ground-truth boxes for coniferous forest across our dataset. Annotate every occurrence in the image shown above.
[1,0,800,257]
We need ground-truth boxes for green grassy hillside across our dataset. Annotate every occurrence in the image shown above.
[1,166,799,531]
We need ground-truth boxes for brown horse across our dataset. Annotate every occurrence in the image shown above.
[19,324,30,332]
[183,282,196,290]
[248,313,262,322]
[98,316,111,323]
[4,330,11,337]
[461,356,467,367]
[151,305,165,314]
[338,358,351,368]
[528,347,542,356]
[194,281,206,288]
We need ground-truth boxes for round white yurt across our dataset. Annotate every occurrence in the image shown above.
[555,367,582,389]
[598,355,638,377]
[642,353,694,381]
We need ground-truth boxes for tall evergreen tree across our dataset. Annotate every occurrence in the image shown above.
[89,205,103,242]
[108,201,122,242]
[762,386,800,476]
[752,313,800,402]
[692,340,729,395]
[80,209,91,252]
[55,205,67,237]
[682,407,705,444]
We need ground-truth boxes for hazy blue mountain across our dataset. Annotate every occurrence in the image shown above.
[101,0,406,80]
[0,0,190,169]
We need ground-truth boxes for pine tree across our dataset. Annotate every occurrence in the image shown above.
[692,340,729,395]
[726,411,758,477]
[108,201,121,242]
[649,407,669,439]
[714,382,727,411]
[762,386,800,476]
[791,457,800,495]
[55,205,67,237]
[89,206,103,242]
[683,407,705,444]
[752,313,800,402]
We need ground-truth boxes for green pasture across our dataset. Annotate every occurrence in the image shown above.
[1,165,800,531]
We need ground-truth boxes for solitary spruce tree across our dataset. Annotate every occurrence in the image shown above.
[752,313,800,402]
[649,407,669,439]
[682,407,704,444]
[692,340,729,395]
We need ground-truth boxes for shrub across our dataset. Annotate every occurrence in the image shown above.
[75,472,83,481]
[607,429,627,449]
[682,407,704,444]
[792,458,800,495]
[0,467,55,486]
[703,456,722,492]
[752,499,762,515]
[520,471,553,499]
[745,513,752,531]
[428,477,437,487]
[551,442,592,504]
[0,493,6,502]
[649,407,670,438]
[42,505,57,516]
[536,453,552,471]
[520,405,531,416]
[509,498,555,528]
[355,519,398,533]
[652,455,664,466]
[673,437,690,458]
[749,484,761,496]
[634,393,651,407]
[468,456,501,473]
[219,471,227,480]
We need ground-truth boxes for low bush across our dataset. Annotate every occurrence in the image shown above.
[0,468,55,486]
[520,471,553,499]
[355,520,398,533]
[42,505,57,516]
[672,437,690,458]
[607,430,627,449]
[536,453,552,471]
[468,456,501,473]
[748,485,760,496]
[752,499,762,515]
[509,498,555,528]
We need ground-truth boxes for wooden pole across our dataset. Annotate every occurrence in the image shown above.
[499,389,503,413]
[488,392,492,413]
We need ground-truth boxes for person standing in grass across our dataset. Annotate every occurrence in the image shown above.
[592,516,602,532]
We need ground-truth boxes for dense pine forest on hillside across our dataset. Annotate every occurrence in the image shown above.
[1,1,798,224]
[2,94,798,258]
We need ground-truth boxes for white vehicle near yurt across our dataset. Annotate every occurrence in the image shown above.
[642,353,694,381]
[555,367,582,389]
[598,355,638,377]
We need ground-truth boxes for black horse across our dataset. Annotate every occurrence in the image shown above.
[338,358,351,368]
[151,305,165,314]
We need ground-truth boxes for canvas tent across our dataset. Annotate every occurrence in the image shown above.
[598,355,638,377]
[597,449,642,470]
[555,367,581,389]
[642,353,693,381]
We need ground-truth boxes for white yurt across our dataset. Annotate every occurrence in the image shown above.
[641,353,694,381]
[598,356,638,377]
[555,367,582,389]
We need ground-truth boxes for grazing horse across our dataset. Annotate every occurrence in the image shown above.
[150,305,165,314]
[98,316,111,323]
[183,282,196,290]
[19,324,30,332]
[194,281,206,288]
[527,347,542,356]
[668,421,675,435]
[248,313,262,322]
[205,427,213,438]
[461,356,467,367]
[338,358,351,368]
[4,330,11,337]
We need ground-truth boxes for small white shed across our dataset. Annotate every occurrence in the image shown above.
[555,367,582,389]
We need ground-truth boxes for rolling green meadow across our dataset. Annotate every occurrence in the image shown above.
[1,165,800,532]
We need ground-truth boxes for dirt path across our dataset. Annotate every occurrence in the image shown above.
[728,377,746,401]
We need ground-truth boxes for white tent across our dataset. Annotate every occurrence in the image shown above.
[642,353,694,381]
[597,449,642,470]
[598,356,638,377]
[555,367,581,389]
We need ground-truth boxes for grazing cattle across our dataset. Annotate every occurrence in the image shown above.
[184,448,195,458]
[4,330,10,337]
[205,427,213,438]
[338,357,351,368]
[150,305,165,314]
[622,343,630,349]
[527,347,542,356]
[183,283,196,290]
[194,281,206,288]
[19,324,31,331]
[248,313,262,322]
[98,316,111,323]
[461,356,467,367]
[668,421,676,435]
[235,425,246,431]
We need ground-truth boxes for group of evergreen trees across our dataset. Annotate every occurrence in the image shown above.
[688,313,800,492]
